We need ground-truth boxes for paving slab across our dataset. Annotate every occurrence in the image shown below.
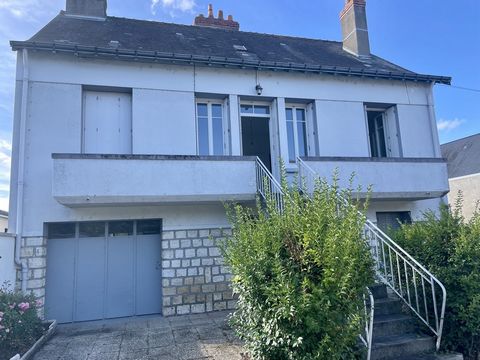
[32,311,245,360]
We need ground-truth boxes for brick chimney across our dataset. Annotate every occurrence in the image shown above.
[340,0,370,58]
[66,0,107,18]
[194,4,239,31]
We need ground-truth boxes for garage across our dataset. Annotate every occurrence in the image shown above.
[45,219,162,323]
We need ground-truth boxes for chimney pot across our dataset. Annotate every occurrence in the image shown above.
[193,4,240,30]
[340,0,370,57]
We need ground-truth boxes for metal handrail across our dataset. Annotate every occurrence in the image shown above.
[255,157,285,213]
[359,287,375,360]
[297,157,446,351]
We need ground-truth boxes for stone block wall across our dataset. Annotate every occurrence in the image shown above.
[17,236,47,319]
[161,228,235,316]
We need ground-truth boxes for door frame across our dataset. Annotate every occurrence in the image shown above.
[239,101,274,170]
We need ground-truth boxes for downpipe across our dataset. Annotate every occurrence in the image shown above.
[14,49,29,293]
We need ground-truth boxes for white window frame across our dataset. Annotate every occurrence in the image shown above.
[195,100,226,156]
[285,104,309,163]
[365,105,400,158]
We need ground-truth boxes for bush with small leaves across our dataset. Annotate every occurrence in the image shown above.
[0,283,44,360]
[222,175,374,360]
[391,200,480,360]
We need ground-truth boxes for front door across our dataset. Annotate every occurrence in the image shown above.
[241,116,272,170]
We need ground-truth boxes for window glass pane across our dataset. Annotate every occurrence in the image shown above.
[297,122,308,157]
[198,116,209,155]
[79,222,105,238]
[197,103,208,117]
[108,221,133,236]
[48,223,76,239]
[211,104,222,118]
[212,116,224,155]
[240,104,253,113]
[254,105,270,115]
[375,115,387,157]
[287,121,295,162]
[285,108,293,121]
[137,220,161,235]
[296,108,305,122]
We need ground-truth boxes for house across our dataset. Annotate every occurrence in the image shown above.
[8,0,450,324]
[441,133,480,219]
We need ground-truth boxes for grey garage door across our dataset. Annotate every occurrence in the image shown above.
[45,219,162,323]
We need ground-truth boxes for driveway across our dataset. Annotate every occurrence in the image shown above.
[33,311,245,360]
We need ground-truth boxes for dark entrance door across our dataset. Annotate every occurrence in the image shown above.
[241,116,271,170]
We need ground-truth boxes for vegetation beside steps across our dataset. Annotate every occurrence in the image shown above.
[391,201,480,360]
[222,178,375,359]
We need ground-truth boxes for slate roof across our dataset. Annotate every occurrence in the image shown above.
[441,133,480,178]
[10,12,451,84]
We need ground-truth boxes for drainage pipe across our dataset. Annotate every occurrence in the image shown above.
[14,49,29,293]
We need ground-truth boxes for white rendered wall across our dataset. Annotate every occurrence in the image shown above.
[10,52,443,237]
[0,234,16,290]
[132,89,196,155]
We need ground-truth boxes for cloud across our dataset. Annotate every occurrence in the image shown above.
[0,0,62,22]
[151,0,196,15]
[437,118,466,132]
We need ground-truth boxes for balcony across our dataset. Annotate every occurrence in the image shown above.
[300,157,449,200]
[52,154,257,206]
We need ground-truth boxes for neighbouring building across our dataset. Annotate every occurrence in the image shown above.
[441,133,480,219]
[8,0,450,323]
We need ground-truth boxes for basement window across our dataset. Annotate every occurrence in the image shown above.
[196,101,225,156]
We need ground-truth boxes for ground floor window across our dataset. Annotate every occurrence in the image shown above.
[376,212,412,232]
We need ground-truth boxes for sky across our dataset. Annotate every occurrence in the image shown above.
[0,0,479,212]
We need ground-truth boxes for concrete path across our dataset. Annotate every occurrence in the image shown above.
[33,311,245,360]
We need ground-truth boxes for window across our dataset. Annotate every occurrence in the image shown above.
[83,90,132,154]
[240,104,270,115]
[366,105,401,158]
[196,102,224,155]
[376,212,411,232]
[285,106,308,162]
[47,222,76,239]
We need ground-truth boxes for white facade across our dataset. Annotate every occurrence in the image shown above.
[8,49,448,319]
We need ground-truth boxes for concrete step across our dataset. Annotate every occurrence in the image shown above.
[373,314,415,337]
[370,284,389,299]
[390,353,464,360]
[373,296,404,317]
[371,333,436,360]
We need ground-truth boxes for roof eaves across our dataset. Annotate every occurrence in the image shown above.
[10,40,452,85]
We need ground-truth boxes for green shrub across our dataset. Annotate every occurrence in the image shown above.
[391,203,480,360]
[221,177,374,360]
[0,283,44,360]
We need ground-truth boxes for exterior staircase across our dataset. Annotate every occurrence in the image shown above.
[254,157,453,360]
[369,284,436,360]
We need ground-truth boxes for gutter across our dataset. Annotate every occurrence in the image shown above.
[10,40,452,85]
[15,49,29,293]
